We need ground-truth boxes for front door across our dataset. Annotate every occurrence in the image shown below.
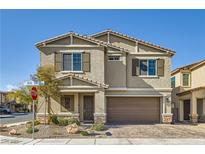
[184,100,190,120]
[83,96,94,121]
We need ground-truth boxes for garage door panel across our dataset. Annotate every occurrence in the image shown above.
[107,97,160,123]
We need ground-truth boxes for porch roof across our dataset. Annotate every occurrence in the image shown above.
[56,73,109,88]
[177,86,205,96]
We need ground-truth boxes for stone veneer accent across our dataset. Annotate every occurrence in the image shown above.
[190,114,198,123]
[94,113,106,123]
[161,113,173,124]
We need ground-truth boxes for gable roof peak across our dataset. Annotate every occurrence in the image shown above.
[35,30,128,52]
[91,29,175,55]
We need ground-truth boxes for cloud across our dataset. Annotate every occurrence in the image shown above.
[6,84,19,92]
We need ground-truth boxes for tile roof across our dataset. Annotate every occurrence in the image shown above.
[91,29,175,55]
[35,31,128,52]
[56,73,109,88]
[172,59,205,75]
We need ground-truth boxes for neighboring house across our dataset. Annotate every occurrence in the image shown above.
[35,29,175,124]
[0,91,8,106]
[171,60,205,123]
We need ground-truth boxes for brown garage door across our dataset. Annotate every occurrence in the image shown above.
[107,97,160,123]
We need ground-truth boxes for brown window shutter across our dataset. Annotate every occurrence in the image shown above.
[55,52,62,72]
[132,59,139,76]
[157,59,165,76]
[82,52,90,72]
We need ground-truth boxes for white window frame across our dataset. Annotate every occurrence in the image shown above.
[171,76,176,88]
[108,56,121,61]
[139,59,157,77]
[62,52,83,73]
[182,73,191,87]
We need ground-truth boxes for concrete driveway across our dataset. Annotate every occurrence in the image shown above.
[106,123,205,138]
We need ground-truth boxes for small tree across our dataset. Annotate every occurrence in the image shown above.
[7,87,33,111]
[35,65,61,115]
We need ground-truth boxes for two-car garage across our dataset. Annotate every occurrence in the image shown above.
[107,97,160,123]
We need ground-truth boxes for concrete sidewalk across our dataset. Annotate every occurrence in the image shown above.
[1,135,205,145]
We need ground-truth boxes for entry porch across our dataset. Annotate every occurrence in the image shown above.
[177,87,205,123]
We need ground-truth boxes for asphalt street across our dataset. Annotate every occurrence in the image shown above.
[0,113,32,124]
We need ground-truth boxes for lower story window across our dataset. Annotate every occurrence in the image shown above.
[61,95,74,112]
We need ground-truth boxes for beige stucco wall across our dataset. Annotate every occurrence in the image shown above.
[40,37,105,84]
[110,34,136,51]
[191,65,205,88]
[127,55,171,88]
[105,52,127,87]
[94,35,108,43]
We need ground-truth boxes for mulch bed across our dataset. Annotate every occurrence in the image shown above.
[0,124,109,139]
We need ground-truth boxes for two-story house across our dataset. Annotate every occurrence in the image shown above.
[171,60,205,123]
[35,29,175,124]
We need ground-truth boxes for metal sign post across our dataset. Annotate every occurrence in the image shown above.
[24,77,44,139]
[32,100,35,139]
[31,86,38,139]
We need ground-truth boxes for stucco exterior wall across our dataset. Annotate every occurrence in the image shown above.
[191,65,205,88]
[40,46,105,84]
[127,55,171,88]
[110,34,136,51]
[105,52,127,87]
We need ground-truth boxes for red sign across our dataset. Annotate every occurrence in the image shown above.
[31,87,38,100]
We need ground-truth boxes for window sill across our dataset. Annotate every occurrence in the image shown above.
[139,75,158,78]
[61,71,84,74]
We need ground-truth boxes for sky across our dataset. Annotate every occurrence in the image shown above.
[0,9,205,91]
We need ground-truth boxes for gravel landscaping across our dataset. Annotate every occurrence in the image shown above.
[1,123,205,139]
[0,124,107,138]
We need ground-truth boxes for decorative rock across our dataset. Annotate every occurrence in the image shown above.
[66,123,79,134]
[0,124,7,131]
[9,129,17,135]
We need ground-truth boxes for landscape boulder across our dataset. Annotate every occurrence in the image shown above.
[9,129,17,135]
[0,124,7,132]
[66,123,79,134]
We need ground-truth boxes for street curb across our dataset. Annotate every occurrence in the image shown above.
[0,115,15,118]
[5,121,29,127]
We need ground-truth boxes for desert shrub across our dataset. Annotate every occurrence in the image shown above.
[51,115,59,125]
[80,131,89,136]
[26,120,41,128]
[58,118,69,126]
[26,127,39,134]
[91,123,105,131]
[67,118,80,126]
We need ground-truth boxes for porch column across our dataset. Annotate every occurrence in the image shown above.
[203,98,205,115]
[179,100,184,121]
[190,93,198,123]
[161,96,173,124]
[94,90,106,123]
[74,93,80,119]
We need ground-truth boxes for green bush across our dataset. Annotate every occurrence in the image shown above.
[80,131,89,136]
[51,115,59,125]
[26,127,39,134]
[26,120,41,128]
[91,123,105,131]
[67,118,80,125]
[58,118,69,126]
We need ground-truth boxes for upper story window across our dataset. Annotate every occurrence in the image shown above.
[108,56,120,61]
[182,73,190,87]
[171,76,176,88]
[139,59,156,76]
[63,53,82,71]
